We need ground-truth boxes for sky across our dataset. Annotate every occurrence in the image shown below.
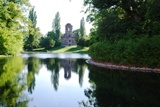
[29,0,93,35]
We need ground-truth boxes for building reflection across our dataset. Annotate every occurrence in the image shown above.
[60,59,75,80]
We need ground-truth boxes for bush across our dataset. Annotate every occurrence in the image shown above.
[40,37,55,50]
[77,36,90,47]
[89,35,160,68]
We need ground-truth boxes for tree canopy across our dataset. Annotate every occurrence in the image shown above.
[0,1,27,55]
[80,17,86,37]
[85,0,160,68]
[24,7,41,50]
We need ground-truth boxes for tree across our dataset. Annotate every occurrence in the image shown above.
[52,11,61,44]
[25,7,41,50]
[0,1,26,55]
[40,37,55,50]
[73,29,81,42]
[80,17,86,37]
[47,31,60,47]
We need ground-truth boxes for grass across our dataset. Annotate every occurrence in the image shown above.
[24,45,89,54]
[0,55,7,58]
[47,46,89,54]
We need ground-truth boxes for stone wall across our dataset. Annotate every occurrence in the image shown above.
[61,23,76,46]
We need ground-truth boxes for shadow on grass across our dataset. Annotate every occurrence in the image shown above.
[74,50,88,54]
[49,46,66,51]
[65,46,82,52]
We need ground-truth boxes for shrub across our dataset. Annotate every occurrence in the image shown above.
[89,35,160,68]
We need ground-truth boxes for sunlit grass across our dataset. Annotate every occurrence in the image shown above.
[48,46,89,54]
[24,46,89,54]
[0,55,8,58]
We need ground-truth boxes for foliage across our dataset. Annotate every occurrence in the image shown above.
[80,17,86,37]
[52,12,60,33]
[25,7,41,50]
[0,28,23,55]
[89,35,160,68]
[40,37,55,50]
[73,29,81,42]
[51,11,61,46]
[77,36,90,47]
[0,1,26,55]
[84,0,160,68]
[47,31,61,47]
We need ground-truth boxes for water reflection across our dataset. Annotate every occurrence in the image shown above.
[80,65,160,107]
[41,58,87,90]
[0,57,29,106]
[60,59,75,80]
[0,53,160,107]
[26,57,41,93]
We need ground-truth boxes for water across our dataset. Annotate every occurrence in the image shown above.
[0,53,160,107]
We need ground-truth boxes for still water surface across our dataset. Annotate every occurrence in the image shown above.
[0,53,160,107]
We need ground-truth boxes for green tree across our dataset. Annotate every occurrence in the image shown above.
[84,0,160,68]
[52,12,60,33]
[52,12,61,46]
[80,17,86,37]
[40,37,55,50]
[0,2,25,55]
[47,31,60,47]
[25,7,41,50]
[73,29,80,42]
[77,36,90,47]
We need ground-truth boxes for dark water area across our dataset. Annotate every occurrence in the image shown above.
[0,53,160,107]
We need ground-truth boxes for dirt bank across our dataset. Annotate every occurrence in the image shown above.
[87,59,160,73]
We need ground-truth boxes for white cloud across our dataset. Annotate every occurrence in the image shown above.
[30,0,92,35]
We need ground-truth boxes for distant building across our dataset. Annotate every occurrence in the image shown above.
[61,23,76,46]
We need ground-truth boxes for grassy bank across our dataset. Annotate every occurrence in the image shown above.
[0,55,7,58]
[27,46,89,54]
[48,46,89,54]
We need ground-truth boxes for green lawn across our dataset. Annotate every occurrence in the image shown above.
[47,46,89,54]
[0,55,7,57]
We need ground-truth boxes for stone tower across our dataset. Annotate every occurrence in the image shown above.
[61,23,76,46]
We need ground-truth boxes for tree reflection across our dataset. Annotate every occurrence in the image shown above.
[0,57,29,106]
[27,57,41,94]
[42,58,88,91]
[81,65,160,107]
[42,58,60,91]
[77,59,86,87]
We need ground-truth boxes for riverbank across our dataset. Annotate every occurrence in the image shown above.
[87,59,160,73]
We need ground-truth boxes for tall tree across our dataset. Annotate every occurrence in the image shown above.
[0,1,27,55]
[52,12,61,39]
[73,29,80,42]
[25,7,41,50]
[51,12,61,46]
[28,7,37,28]
[80,17,86,37]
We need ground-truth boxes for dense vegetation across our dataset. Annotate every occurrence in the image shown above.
[84,0,160,68]
[0,0,30,55]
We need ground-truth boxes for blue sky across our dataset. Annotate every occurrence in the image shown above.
[30,0,92,35]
